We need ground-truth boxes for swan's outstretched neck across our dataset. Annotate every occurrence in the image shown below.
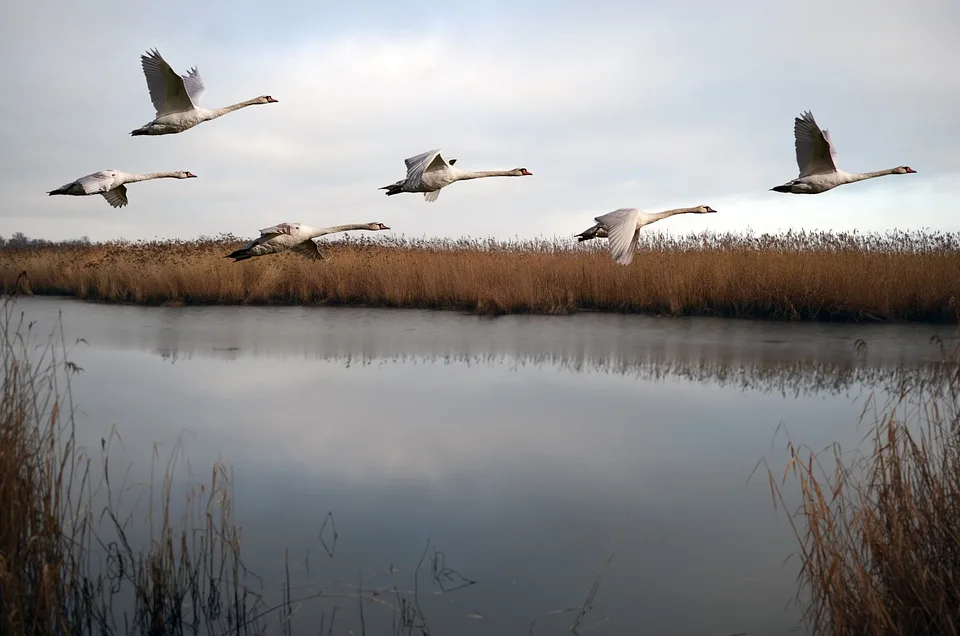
[308,223,388,239]
[127,172,188,183]
[203,98,272,121]
[454,169,521,181]
[646,206,705,223]
[844,168,905,183]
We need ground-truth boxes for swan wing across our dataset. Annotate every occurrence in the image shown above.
[180,66,206,106]
[259,222,300,237]
[794,110,838,177]
[77,171,118,193]
[100,185,129,209]
[292,239,327,260]
[140,49,197,116]
[404,149,449,189]
[594,208,641,266]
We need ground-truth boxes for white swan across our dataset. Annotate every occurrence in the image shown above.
[226,222,391,262]
[130,49,278,136]
[577,205,717,266]
[379,149,532,202]
[47,169,197,208]
[771,110,916,194]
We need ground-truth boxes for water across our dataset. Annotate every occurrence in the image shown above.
[8,296,955,635]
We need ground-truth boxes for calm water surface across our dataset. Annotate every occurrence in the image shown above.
[11,297,955,635]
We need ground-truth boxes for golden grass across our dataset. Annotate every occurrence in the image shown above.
[0,292,479,635]
[4,229,960,321]
[765,332,960,635]
[0,291,270,634]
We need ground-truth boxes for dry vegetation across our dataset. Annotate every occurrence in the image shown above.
[3,229,960,321]
[0,294,477,635]
[764,330,960,636]
[0,293,271,635]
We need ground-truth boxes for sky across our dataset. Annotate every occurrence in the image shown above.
[2,0,958,244]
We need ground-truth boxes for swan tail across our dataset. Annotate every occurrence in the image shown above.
[48,183,81,196]
[130,127,149,136]
[770,184,793,193]
[379,181,404,196]
[224,249,254,262]
[575,224,602,242]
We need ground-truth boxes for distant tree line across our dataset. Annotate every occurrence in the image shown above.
[0,233,92,249]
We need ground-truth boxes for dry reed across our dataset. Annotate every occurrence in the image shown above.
[764,328,960,635]
[0,288,274,635]
[0,291,479,635]
[3,229,960,321]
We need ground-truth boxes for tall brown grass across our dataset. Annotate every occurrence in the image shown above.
[0,289,273,635]
[0,292,480,635]
[765,328,960,635]
[4,229,960,320]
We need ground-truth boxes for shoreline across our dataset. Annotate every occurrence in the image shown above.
[3,231,960,323]
[6,290,943,323]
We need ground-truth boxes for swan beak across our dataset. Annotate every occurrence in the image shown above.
[381,225,391,230]
[521,169,533,176]
[186,172,198,178]
[266,96,279,103]
[905,167,917,173]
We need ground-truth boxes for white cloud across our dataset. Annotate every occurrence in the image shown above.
[1,0,957,244]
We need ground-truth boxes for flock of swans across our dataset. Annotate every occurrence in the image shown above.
[47,49,917,266]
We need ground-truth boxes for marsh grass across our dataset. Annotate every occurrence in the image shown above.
[0,291,490,635]
[764,326,960,635]
[0,289,275,635]
[4,229,960,320]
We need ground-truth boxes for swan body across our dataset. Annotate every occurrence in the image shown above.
[577,205,717,265]
[47,169,196,208]
[771,110,916,194]
[380,149,532,202]
[226,222,391,262]
[130,49,278,136]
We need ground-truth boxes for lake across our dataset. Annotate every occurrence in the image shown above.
[8,296,954,635]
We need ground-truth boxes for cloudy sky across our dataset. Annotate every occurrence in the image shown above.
[3,0,958,243]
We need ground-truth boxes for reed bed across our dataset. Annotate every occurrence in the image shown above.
[766,330,960,635]
[0,292,481,635]
[4,229,960,321]
[0,291,274,635]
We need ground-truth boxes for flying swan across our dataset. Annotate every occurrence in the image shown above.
[379,149,532,202]
[130,49,278,136]
[225,222,391,262]
[576,205,717,265]
[770,110,915,194]
[47,169,197,208]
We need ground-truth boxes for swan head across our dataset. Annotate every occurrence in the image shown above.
[896,166,917,174]
[367,222,391,231]
[258,95,279,104]
[178,171,198,179]
[694,205,717,214]
[512,168,533,176]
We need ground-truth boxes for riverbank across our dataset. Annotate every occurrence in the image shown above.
[3,230,960,321]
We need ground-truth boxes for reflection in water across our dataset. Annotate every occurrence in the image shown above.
[139,305,953,400]
[156,347,947,399]
[10,297,958,635]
